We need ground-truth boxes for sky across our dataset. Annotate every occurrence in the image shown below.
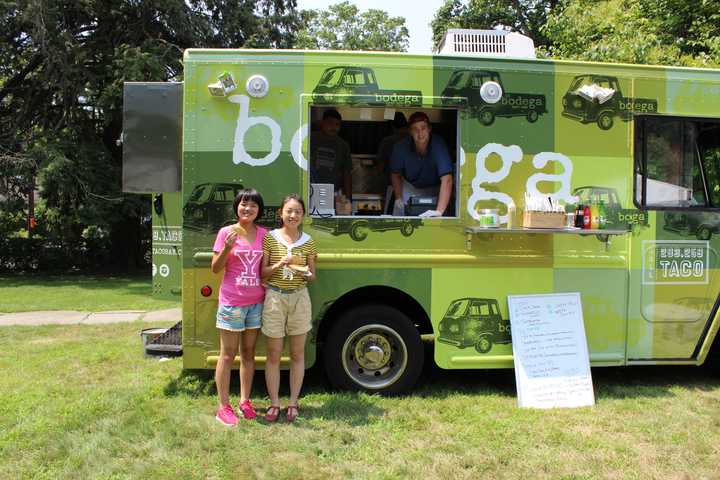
[296,0,449,54]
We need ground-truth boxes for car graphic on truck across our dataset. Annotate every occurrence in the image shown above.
[441,69,547,126]
[312,66,423,106]
[663,211,720,241]
[437,298,512,354]
[311,217,423,242]
[183,182,279,233]
[562,74,658,130]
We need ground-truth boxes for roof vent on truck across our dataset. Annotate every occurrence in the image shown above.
[436,29,536,59]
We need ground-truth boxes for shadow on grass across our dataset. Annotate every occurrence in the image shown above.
[162,366,384,425]
[161,345,720,404]
[591,364,720,399]
[164,369,215,397]
[301,394,385,426]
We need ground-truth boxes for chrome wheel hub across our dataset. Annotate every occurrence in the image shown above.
[354,333,391,370]
[341,324,408,390]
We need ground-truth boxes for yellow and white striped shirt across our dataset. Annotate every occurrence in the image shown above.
[263,230,317,290]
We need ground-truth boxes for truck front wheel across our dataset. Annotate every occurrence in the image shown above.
[323,305,424,394]
[479,109,495,126]
[597,111,614,130]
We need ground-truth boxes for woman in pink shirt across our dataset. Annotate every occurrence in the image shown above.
[211,188,267,426]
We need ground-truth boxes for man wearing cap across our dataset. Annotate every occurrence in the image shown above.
[310,108,352,200]
[390,111,453,217]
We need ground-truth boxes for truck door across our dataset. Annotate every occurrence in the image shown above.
[628,115,720,360]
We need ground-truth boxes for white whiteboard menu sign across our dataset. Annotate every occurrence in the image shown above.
[507,292,595,409]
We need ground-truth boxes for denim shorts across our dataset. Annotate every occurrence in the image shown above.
[216,302,263,332]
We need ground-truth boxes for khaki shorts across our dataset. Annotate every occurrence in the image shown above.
[261,287,312,338]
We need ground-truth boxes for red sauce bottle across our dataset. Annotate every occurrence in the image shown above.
[583,204,592,229]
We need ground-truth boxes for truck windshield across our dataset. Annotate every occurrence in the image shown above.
[446,299,468,317]
[188,184,212,203]
[318,68,342,86]
[447,71,470,88]
[569,76,592,91]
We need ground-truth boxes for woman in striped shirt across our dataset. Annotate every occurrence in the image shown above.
[261,194,317,422]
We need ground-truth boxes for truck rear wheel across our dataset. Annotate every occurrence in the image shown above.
[597,111,614,130]
[696,225,712,241]
[349,221,369,241]
[400,221,414,237]
[526,110,539,123]
[323,305,424,394]
[474,334,493,354]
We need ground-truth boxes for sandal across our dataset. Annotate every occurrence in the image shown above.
[286,404,299,423]
[265,405,281,423]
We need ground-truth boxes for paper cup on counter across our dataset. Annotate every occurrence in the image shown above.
[477,209,499,228]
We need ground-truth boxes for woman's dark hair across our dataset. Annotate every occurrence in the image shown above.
[279,193,305,215]
[233,188,264,220]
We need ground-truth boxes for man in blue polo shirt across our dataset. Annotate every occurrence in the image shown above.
[390,111,453,217]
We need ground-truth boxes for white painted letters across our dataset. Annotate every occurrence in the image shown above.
[467,143,523,223]
[526,152,578,205]
[229,94,282,166]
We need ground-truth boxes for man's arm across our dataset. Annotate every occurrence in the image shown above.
[436,174,453,215]
[343,170,352,201]
[342,141,352,199]
[391,172,404,204]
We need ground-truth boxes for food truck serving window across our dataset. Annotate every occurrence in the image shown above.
[634,116,720,209]
[307,106,459,218]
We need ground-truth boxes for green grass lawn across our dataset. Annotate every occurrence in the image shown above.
[0,275,179,313]
[1,322,719,479]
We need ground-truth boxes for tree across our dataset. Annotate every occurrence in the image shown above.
[295,1,409,52]
[0,0,300,271]
[542,0,720,67]
[429,0,720,67]
[431,0,559,49]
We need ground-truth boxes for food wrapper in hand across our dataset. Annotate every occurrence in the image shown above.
[231,224,247,236]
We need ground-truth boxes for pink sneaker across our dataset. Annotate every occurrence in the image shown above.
[215,404,239,426]
[238,399,257,419]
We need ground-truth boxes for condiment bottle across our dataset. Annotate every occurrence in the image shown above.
[598,200,606,229]
[506,203,515,229]
[590,200,600,230]
[575,204,584,228]
[583,204,591,229]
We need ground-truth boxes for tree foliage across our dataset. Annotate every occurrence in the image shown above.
[430,0,720,67]
[296,1,409,52]
[431,0,559,48]
[543,0,720,67]
[0,0,299,272]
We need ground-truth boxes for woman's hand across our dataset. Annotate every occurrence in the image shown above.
[223,231,238,250]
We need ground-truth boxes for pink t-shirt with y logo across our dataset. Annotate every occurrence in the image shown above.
[213,225,267,307]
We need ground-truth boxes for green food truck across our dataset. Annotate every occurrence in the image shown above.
[123,29,720,394]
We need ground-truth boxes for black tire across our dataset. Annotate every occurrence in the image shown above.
[323,305,424,394]
[399,221,414,237]
[349,221,369,241]
[479,109,495,126]
[526,110,539,123]
[474,335,493,354]
[697,225,712,241]
[597,111,614,130]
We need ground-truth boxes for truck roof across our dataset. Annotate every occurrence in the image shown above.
[183,48,720,77]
